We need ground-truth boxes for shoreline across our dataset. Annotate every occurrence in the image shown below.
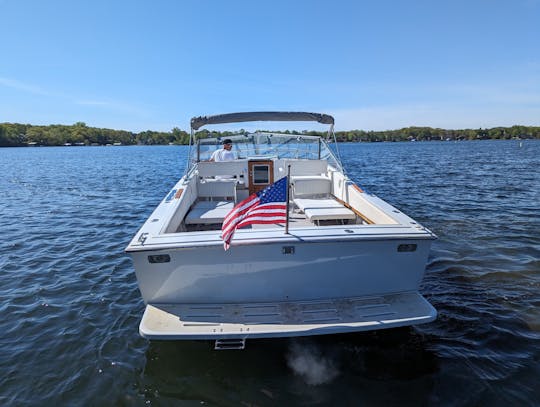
[2,122,539,147]
[1,137,535,148]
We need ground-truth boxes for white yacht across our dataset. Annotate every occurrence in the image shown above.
[126,112,437,349]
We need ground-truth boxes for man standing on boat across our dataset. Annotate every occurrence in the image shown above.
[209,139,236,162]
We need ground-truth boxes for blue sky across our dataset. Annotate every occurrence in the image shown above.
[1,0,539,132]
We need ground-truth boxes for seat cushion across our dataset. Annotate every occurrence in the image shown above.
[185,201,235,224]
[197,179,237,199]
[292,177,331,198]
[294,198,356,221]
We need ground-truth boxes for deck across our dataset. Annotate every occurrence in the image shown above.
[184,199,359,232]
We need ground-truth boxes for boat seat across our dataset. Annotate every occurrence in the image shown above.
[197,179,237,201]
[291,177,331,198]
[185,201,234,225]
[291,176,355,222]
[294,198,356,223]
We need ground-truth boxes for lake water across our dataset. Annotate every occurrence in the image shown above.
[1,140,539,406]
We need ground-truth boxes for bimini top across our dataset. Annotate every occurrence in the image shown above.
[190,111,334,131]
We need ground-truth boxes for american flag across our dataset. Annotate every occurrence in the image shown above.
[221,176,288,250]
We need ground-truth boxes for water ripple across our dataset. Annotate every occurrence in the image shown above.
[1,142,539,405]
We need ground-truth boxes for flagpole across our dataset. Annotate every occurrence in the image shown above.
[285,165,291,234]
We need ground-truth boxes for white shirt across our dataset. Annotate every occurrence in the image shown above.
[210,148,236,162]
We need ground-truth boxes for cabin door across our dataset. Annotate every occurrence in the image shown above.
[248,160,274,195]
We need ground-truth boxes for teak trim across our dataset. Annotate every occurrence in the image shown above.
[334,197,375,225]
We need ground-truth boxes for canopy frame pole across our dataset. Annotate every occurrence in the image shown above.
[184,128,195,177]
[328,123,344,173]
[285,165,291,235]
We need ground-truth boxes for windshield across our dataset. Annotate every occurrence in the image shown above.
[192,132,342,170]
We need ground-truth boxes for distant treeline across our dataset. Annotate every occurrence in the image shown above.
[0,122,189,147]
[1,121,539,147]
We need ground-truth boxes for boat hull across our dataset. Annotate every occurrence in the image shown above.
[131,238,432,305]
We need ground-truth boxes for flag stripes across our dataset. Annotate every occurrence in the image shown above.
[221,177,288,250]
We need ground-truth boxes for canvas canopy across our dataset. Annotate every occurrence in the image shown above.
[190,111,334,130]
